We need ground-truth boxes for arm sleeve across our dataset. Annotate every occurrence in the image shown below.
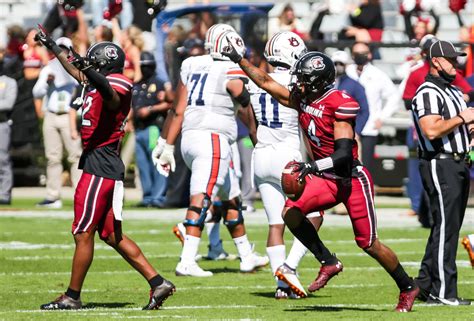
[32,68,49,99]
[0,77,18,111]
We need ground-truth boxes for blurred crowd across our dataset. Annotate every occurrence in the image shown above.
[0,0,473,225]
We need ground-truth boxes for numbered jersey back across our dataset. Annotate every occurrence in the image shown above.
[180,55,245,143]
[248,69,299,147]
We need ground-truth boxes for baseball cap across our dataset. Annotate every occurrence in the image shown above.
[56,37,73,49]
[429,40,466,59]
[331,50,351,65]
[177,38,204,55]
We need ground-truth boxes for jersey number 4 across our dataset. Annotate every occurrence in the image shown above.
[308,119,321,147]
[187,73,208,106]
[258,93,283,129]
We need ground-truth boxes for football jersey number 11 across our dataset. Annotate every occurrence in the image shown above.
[259,93,283,129]
[187,73,208,106]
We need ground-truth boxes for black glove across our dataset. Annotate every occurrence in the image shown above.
[34,24,58,53]
[68,46,91,71]
[222,36,243,63]
[294,161,320,182]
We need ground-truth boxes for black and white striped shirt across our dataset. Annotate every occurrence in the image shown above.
[411,74,469,154]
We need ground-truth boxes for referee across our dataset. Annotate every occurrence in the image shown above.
[411,40,474,306]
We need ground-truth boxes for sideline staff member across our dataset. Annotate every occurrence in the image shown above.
[411,40,474,305]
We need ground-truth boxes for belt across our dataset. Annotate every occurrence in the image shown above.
[420,151,468,162]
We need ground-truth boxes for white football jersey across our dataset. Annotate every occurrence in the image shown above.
[181,55,246,143]
[247,68,300,147]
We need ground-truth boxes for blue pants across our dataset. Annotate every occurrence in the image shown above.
[135,126,167,206]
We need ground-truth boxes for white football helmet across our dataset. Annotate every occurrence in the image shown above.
[264,31,307,69]
[204,23,235,58]
[208,30,246,61]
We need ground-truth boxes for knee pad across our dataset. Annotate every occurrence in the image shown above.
[184,194,211,229]
[222,198,244,227]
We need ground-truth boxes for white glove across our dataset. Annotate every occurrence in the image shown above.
[157,143,175,177]
[152,136,166,169]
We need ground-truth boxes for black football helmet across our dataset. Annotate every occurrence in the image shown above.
[290,51,335,95]
[140,51,156,80]
[86,42,125,75]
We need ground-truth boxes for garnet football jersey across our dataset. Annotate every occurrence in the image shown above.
[296,89,360,161]
[247,68,300,148]
[180,54,247,144]
[80,73,132,150]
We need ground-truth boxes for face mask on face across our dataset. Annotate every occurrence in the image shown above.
[438,68,456,83]
[353,53,369,66]
[335,64,345,76]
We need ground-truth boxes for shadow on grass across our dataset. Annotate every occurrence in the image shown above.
[285,305,378,312]
[83,302,133,309]
[207,267,241,274]
[250,292,332,299]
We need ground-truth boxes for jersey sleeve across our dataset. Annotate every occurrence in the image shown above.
[412,86,443,118]
[106,75,133,96]
[226,65,248,82]
[180,58,192,85]
[334,98,360,121]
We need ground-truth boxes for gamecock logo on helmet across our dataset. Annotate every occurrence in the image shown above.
[310,57,325,70]
[104,46,118,60]
[288,37,300,47]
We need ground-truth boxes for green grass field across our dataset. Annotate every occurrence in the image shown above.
[0,214,473,320]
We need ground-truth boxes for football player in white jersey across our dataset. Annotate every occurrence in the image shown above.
[248,31,317,298]
[156,25,268,277]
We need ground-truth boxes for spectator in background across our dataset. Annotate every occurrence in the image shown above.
[268,4,308,40]
[43,0,85,37]
[341,0,384,43]
[400,0,439,43]
[112,19,144,82]
[23,29,49,82]
[132,51,172,208]
[346,42,401,175]
[6,25,25,60]
[0,49,18,205]
[33,37,82,209]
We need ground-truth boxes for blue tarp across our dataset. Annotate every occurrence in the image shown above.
[154,3,273,84]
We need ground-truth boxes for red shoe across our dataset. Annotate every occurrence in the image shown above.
[461,235,474,268]
[308,261,343,292]
[395,286,419,312]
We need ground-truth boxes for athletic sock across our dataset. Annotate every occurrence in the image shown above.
[148,274,164,288]
[233,234,252,258]
[390,263,415,292]
[205,222,221,248]
[65,287,80,300]
[284,237,308,270]
[287,216,337,265]
[266,244,286,287]
[181,235,201,265]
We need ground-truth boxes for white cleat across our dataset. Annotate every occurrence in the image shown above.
[240,252,269,273]
[175,262,213,277]
[275,263,307,298]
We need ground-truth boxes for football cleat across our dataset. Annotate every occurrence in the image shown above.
[275,286,291,299]
[175,262,213,277]
[172,223,186,245]
[275,263,307,298]
[240,251,269,273]
[395,286,419,312]
[308,261,343,292]
[142,279,176,310]
[461,235,474,268]
[40,294,82,310]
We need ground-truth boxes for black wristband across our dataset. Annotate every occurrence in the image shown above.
[457,114,466,124]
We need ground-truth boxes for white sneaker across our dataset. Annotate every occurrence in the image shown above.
[275,263,307,298]
[240,252,269,272]
[175,262,213,277]
[36,199,62,209]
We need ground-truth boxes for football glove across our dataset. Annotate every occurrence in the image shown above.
[151,136,166,167]
[221,36,243,63]
[34,24,60,54]
[157,143,175,177]
[294,161,320,182]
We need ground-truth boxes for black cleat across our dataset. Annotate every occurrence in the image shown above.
[142,279,176,310]
[40,294,82,310]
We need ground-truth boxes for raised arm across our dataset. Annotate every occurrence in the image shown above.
[221,36,292,107]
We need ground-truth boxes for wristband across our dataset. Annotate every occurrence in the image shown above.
[457,114,466,124]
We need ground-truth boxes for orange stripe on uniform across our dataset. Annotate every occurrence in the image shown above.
[206,133,221,196]
[226,70,247,77]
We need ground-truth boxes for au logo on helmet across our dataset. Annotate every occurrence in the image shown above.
[310,57,325,70]
[235,37,244,47]
[288,37,300,47]
[104,46,118,60]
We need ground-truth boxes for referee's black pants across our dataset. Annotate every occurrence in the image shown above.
[415,157,470,299]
